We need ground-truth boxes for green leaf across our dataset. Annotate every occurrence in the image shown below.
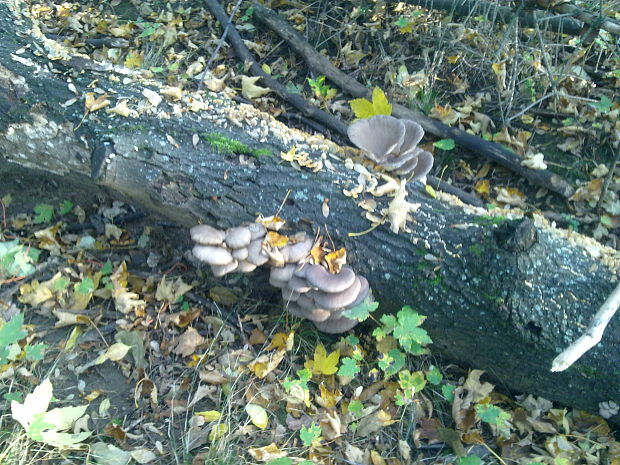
[299,423,322,447]
[33,204,54,224]
[0,313,27,364]
[25,343,47,361]
[457,456,482,465]
[267,459,293,465]
[343,297,378,321]
[348,399,363,416]
[58,200,74,215]
[442,384,456,402]
[101,260,113,276]
[589,96,612,113]
[426,366,443,385]
[76,277,95,294]
[338,357,360,377]
[433,138,455,150]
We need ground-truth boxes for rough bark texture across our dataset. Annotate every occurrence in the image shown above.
[1,2,619,418]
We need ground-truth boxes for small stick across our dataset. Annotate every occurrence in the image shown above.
[551,280,620,372]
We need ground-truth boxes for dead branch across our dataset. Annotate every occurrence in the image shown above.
[551,280,620,372]
[397,0,582,35]
[251,2,575,199]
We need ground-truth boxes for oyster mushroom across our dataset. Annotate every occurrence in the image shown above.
[190,224,226,245]
[225,226,252,249]
[192,245,234,266]
[305,264,356,293]
[348,115,434,180]
[312,276,362,310]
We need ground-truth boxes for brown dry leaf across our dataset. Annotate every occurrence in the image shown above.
[241,76,271,99]
[247,443,286,461]
[569,178,603,203]
[173,327,205,357]
[85,92,110,113]
[209,286,239,306]
[107,100,138,118]
[325,248,346,273]
[247,349,286,379]
[495,187,527,207]
[249,328,267,345]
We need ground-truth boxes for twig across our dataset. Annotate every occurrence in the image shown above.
[203,0,348,135]
[551,280,620,372]
[595,146,620,213]
[251,2,575,199]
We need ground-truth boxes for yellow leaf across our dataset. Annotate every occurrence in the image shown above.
[245,403,268,429]
[196,410,221,422]
[241,76,271,99]
[304,344,339,375]
[209,423,228,441]
[266,332,294,351]
[425,184,437,198]
[349,87,392,119]
[474,180,490,196]
[124,50,143,69]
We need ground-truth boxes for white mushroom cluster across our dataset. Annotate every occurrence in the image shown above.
[347,115,434,181]
[190,222,372,333]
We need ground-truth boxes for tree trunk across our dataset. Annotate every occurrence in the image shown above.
[1,1,619,419]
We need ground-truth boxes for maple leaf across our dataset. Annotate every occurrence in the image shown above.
[304,344,339,375]
[349,87,392,119]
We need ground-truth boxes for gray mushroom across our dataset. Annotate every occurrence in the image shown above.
[305,264,356,293]
[192,245,234,266]
[247,239,269,266]
[313,316,359,334]
[190,224,226,245]
[348,115,434,180]
[225,226,252,249]
[211,260,238,277]
[312,276,362,310]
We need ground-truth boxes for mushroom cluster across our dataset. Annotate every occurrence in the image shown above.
[190,222,370,333]
[270,263,371,334]
[347,115,434,181]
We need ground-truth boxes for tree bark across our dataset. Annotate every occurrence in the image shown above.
[1,2,619,419]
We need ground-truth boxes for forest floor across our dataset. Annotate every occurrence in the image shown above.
[2,1,620,465]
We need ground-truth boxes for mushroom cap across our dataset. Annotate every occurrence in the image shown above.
[286,302,307,319]
[397,119,425,156]
[347,276,370,308]
[312,276,362,310]
[190,224,226,245]
[305,307,331,322]
[296,293,316,310]
[193,245,234,266]
[282,287,300,302]
[305,264,356,293]
[348,115,406,163]
[313,316,358,333]
[288,275,313,293]
[232,247,249,261]
[247,239,269,266]
[248,222,267,240]
[211,260,238,277]
[237,260,257,273]
[225,226,252,249]
[270,264,296,282]
[282,238,314,263]
[406,150,433,180]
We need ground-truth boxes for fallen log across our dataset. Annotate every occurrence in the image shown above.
[0,0,619,419]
